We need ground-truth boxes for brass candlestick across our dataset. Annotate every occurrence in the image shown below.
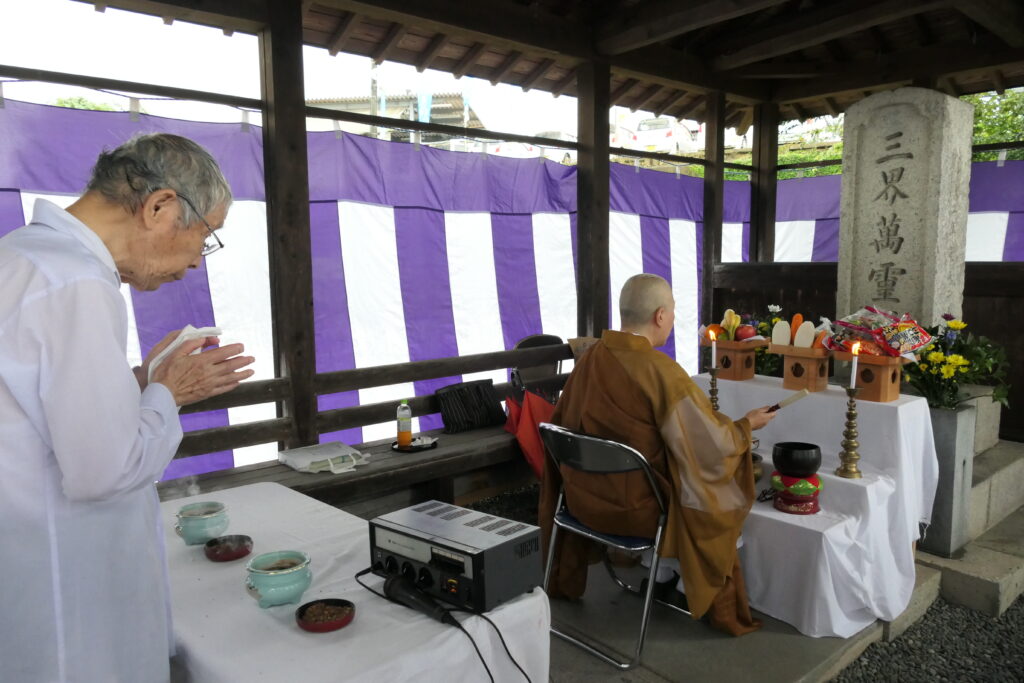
[708,367,720,412]
[835,386,863,479]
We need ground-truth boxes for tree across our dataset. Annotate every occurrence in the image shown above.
[53,96,119,111]
[962,87,1024,161]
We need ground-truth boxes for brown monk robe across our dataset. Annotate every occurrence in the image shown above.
[539,329,762,636]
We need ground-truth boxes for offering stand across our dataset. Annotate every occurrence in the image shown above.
[768,343,830,392]
[833,351,909,403]
[702,338,767,381]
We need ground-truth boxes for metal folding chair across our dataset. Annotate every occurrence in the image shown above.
[539,422,688,671]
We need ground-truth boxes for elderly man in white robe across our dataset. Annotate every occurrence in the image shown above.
[0,133,256,682]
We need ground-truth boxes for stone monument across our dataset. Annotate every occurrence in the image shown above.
[837,87,974,325]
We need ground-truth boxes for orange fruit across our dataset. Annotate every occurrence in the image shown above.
[705,324,725,341]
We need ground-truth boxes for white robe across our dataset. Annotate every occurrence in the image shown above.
[0,200,182,682]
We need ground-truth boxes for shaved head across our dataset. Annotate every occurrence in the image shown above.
[619,274,673,328]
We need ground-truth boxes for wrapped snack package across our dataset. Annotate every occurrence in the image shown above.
[826,307,931,356]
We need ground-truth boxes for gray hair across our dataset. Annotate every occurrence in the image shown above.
[619,273,673,327]
[86,133,232,226]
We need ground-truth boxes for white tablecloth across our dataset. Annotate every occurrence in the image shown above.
[161,482,550,682]
[692,374,939,638]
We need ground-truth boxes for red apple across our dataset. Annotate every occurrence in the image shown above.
[734,324,757,341]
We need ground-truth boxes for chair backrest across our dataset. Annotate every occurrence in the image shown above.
[538,422,666,513]
[513,334,564,385]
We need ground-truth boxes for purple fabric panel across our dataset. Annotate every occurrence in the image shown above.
[396,207,459,431]
[130,261,233,477]
[641,215,676,358]
[969,162,1024,212]
[0,189,25,238]
[306,132,576,213]
[723,180,751,224]
[609,163,702,219]
[694,220,705,368]
[742,222,751,262]
[491,213,543,350]
[1003,212,1024,262]
[309,200,363,445]
[162,451,234,480]
[776,174,841,221]
[0,100,264,200]
[812,218,840,262]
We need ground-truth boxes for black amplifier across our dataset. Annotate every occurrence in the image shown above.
[369,500,542,612]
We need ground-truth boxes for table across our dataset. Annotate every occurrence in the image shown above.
[162,482,550,682]
[692,374,939,638]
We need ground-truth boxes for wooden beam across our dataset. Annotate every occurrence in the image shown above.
[991,68,1007,93]
[654,89,687,117]
[702,91,726,337]
[711,0,950,71]
[735,107,755,136]
[824,40,847,62]
[612,45,770,102]
[630,84,663,112]
[550,68,577,97]
[940,75,962,96]
[326,11,357,56]
[954,0,1024,47]
[728,62,829,79]
[609,77,639,106]
[259,2,317,449]
[774,42,1024,101]
[452,42,486,79]
[416,33,448,72]
[576,61,611,338]
[597,0,790,56]
[72,0,268,33]
[489,50,522,86]
[912,13,934,45]
[371,22,406,65]
[674,94,706,119]
[791,102,809,120]
[823,96,841,116]
[750,103,779,263]
[521,58,555,91]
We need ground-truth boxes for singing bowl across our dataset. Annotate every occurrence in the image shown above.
[771,442,822,478]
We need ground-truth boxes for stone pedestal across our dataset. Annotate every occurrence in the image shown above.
[837,88,973,326]
[920,404,976,558]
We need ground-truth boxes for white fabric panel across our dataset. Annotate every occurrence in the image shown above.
[20,192,143,366]
[721,222,745,263]
[532,212,577,369]
[444,212,507,386]
[774,220,816,262]
[965,212,1009,262]
[205,200,276,466]
[608,211,644,332]
[669,219,699,374]
[338,201,418,442]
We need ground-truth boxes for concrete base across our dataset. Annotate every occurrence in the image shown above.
[882,564,941,641]
[917,506,1024,618]
[969,440,1024,540]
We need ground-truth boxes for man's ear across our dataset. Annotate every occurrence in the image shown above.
[140,189,179,232]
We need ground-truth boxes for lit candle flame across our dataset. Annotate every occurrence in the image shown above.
[708,330,717,341]
[851,341,861,356]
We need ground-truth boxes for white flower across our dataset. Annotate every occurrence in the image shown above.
[767,304,782,313]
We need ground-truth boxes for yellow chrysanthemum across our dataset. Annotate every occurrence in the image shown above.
[926,351,945,363]
[919,363,929,371]
[771,317,780,325]
[925,344,935,351]
[959,366,968,373]
[946,354,969,366]
[941,364,957,379]
[930,367,939,375]
[947,320,967,331]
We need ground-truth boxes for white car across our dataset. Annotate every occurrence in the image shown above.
[633,117,699,154]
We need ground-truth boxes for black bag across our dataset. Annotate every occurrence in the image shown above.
[435,379,507,433]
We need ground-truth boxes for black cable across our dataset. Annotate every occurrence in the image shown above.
[353,567,494,683]
[450,608,532,683]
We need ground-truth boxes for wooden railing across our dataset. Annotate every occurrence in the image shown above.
[174,344,574,459]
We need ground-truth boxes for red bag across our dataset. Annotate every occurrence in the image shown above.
[507,391,555,480]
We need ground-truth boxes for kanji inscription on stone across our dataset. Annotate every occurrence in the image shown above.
[868,262,907,303]
[874,167,909,205]
[871,213,905,254]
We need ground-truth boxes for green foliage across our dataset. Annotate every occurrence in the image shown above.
[962,88,1024,161]
[53,96,119,111]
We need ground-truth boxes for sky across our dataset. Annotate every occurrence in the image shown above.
[0,0,586,136]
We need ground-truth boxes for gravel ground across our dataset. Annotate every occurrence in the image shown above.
[833,594,1024,683]
[472,487,1024,683]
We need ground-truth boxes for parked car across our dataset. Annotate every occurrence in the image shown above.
[533,131,578,163]
[609,124,637,149]
[633,117,699,154]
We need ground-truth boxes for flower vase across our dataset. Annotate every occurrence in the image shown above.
[960,384,1001,455]
[919,403,976,558]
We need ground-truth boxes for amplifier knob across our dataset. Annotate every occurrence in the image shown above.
[401,562,415,580]
[384,556,399,574]
[417,567,434,589]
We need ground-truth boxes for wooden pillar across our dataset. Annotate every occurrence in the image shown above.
[701,91,725,327]
[751,102,779,262]
[259,3,318,448]
[576,60,611,337]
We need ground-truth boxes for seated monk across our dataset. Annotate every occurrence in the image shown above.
[539,273,776,636]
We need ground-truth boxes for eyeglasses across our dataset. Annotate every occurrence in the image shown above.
[176,193,224,256]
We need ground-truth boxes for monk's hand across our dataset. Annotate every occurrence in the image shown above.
[745,406,777,431]
[151,339,256,406]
